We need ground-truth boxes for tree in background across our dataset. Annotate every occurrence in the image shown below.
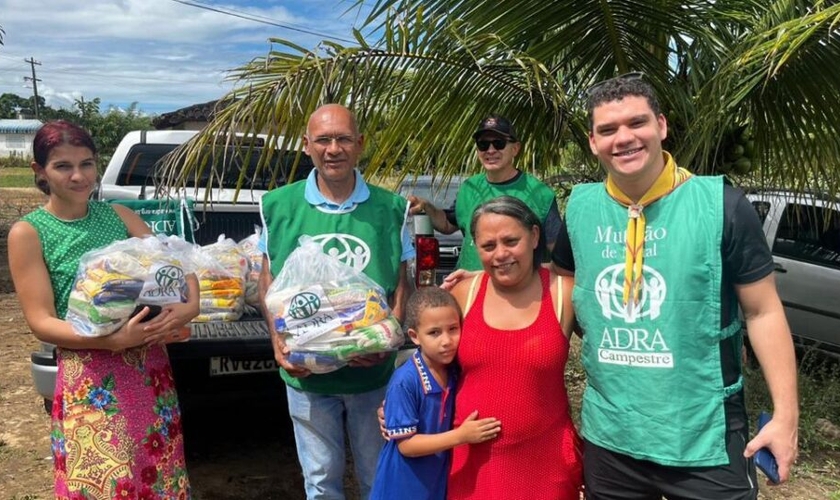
[173,0,840,199]
[0,93,152,163]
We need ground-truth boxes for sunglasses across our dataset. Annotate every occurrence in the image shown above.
[476,139,511,152]
[586,71,646,96]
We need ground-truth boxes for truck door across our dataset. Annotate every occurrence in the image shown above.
[770,198,840,352]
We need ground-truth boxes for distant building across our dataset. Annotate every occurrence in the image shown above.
[0,119,42,158]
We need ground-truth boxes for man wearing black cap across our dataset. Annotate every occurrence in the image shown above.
[408,114,560,270]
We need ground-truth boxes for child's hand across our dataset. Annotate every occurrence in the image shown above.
[457,410,501,444]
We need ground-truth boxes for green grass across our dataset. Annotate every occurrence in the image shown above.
[0,168,33,188]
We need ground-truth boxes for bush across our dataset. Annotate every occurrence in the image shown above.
[0,155,31,169]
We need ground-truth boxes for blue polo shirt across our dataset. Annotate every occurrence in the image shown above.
[370,350,457,500]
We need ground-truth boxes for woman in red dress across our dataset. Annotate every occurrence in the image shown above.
[448,196,583,499]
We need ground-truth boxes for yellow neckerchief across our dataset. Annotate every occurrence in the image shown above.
[605,152,692,308]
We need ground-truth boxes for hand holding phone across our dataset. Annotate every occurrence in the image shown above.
[755,411,781,484]
[129,304,163,323]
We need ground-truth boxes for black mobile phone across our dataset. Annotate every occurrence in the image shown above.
[130,304,163,323]
[755,411,781,484]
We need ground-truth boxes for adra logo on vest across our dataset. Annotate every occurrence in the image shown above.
[594,263,673,369]
[595,263,667,323]
[310,233,372,271]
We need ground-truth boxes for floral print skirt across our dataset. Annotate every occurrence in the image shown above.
[52,345,190,500]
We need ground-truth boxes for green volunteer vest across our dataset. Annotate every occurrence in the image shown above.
[261,180,405,394]
[454,172,556,271]
[566,176,742,466]
[22,202,130,319]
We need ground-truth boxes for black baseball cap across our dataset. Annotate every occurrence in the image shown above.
[472,115,518,141]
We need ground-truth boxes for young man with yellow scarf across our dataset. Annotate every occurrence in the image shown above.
[553,75,799,498]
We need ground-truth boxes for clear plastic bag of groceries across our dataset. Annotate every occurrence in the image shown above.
[264,237,404,373]
[192,235,248,322]
[238,226,263,313]
[66,234,193,337]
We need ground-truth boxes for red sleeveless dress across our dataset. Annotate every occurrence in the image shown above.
[448,268,583,499]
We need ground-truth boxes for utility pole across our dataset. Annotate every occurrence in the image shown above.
[23,57,42,120]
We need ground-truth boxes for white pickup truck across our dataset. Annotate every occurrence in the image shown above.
[30,130,314,411]
[747,190,840,356]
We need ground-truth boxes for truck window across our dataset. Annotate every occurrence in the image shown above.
[773,203,840,269]
[118,144,313,190]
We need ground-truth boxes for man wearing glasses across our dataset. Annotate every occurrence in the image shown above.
[553,74,798,498]
[259,103,413,499]
[408,114,560,270]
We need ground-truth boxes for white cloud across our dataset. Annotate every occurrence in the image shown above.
[0,0,373,115]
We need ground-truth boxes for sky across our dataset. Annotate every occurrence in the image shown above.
[0,0,378,116]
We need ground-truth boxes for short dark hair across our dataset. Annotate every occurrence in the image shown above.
[404,287,462,333]
[469,196,542,269]
[587,77,661,130]
[32,120,97,195]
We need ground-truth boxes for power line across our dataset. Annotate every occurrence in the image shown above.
[0,53,27,65]
[169,0,358,44]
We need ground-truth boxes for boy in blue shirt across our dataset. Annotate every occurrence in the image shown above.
[370,287,501,500]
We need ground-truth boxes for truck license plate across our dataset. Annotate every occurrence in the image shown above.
[209,357,280,376]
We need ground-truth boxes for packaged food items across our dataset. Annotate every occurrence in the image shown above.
[66,235,192,337]
[238,227,263,313]
[264,237,404,373]
[192,236,248,322]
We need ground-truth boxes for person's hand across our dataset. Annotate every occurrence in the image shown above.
[141,302,199,344]
[456,410,501,444]
[407,195,431,215]
[377,399,389,440]
[271,331,311,378]
[348,352,390,368]
[744,415,798,483]
[440,269,476,291]
[106,307,167,351]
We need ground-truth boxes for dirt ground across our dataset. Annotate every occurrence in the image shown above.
[1,188,838,500]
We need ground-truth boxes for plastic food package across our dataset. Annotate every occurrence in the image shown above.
[238,227,263,312]
[66,235,192,337]
[192,236,248,322]
[264,237,404,373]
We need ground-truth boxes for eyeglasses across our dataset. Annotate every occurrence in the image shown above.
[310,135,357,148]
[476,139,510,152]
[586,71,645,96]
